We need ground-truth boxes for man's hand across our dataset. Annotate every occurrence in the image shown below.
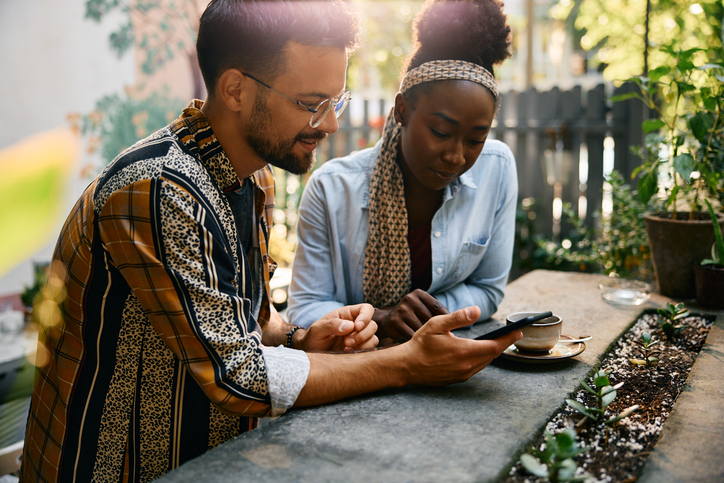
[295,305,521,408]
[302,303,379,352]
[373,289,449,343]
[400,305,522,386]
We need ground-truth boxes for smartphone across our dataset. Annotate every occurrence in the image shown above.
[474,311,553,340]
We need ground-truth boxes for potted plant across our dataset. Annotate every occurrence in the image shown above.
[694,200,724,309]
[612,44,724,298]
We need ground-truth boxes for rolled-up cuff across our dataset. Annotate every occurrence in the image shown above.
[261,345,310,416]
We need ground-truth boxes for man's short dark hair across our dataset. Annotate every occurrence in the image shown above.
[197,0,360,95]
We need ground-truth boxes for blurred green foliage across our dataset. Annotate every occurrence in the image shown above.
[85,0,199,77]
[348,1,423,92]
[551,0,724,81]
[611,44,724,216]
[75,90,186,167]
[538,171,654,281]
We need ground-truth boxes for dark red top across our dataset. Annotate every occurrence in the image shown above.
[408,221,432,291]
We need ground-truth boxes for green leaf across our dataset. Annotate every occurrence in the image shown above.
[689,112,715,142]
[673,153,695,181]
[703,96,717,112]
[520,454,549,478]
[579,380,597,395]
[638,169,658,204]
[648,356,659,363]
[676,60,696,73]
[602,388,617,408]
[566,399,596,420]
[606,405,639,424]
[610,92,641,102]
[593,375,610,388]
[648,66,671,82]
[705,200,724,265]
[520,453,548,478]
[642,332,651,345]
[557,458,578,480]
[676,81,696,93]
[642,119,665,134]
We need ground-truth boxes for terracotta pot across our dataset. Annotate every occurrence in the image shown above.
[694,264,724,309]
[643,212,724,299]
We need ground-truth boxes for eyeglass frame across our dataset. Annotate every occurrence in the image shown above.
[242,72,351,128]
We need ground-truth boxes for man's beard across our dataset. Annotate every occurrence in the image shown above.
[246,92,326,175]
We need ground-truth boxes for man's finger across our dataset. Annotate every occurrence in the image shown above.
[345,321,378,348]
[427,306,480,333]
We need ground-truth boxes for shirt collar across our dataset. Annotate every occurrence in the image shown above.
[169,99,242,193]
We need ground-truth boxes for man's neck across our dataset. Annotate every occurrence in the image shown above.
[201,97,268,181]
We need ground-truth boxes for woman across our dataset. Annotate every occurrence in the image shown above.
[287,0,517,342]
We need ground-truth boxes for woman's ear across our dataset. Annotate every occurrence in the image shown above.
[217,69,254,113]
[393,92,408,126]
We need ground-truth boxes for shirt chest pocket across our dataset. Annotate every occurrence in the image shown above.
[452,237,490,279]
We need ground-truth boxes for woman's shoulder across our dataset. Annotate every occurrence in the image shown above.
[480,138,515,162]
[312,142,381,178]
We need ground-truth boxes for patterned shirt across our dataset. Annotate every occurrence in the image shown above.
[22,101,309,482]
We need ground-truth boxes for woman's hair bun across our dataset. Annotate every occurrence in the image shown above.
[406,0,512,73]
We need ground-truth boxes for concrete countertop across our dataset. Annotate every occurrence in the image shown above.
[156,270,721,483]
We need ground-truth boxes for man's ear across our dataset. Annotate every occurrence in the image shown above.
[217,69,254,112]
[393,92,408,125]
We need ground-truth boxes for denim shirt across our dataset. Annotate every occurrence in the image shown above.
[287,138,518,328]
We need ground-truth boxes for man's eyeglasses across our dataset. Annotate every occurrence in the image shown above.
[243,72,351,128]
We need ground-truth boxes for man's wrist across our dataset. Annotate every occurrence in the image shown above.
[287,326,307,350]
[286,326,303,349]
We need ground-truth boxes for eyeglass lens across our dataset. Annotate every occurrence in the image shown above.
[310,92,350,128]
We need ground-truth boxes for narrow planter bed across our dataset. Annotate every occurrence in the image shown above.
[504,309,716,483]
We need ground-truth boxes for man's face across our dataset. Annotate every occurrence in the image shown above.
[244,42,348,175]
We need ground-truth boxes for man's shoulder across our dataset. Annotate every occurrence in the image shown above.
[93,126,206,210]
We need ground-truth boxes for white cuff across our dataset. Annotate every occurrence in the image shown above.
[261,345,310,416]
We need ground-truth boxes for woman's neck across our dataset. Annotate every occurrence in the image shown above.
[397,153,444,229]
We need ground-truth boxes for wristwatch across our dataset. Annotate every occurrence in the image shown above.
[286,326,303,348]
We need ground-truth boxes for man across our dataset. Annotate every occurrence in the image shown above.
[22,1,521,481]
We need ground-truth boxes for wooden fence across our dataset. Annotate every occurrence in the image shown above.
[307,83,646,241]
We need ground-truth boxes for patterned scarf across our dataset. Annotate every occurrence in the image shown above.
[362,60,498,308]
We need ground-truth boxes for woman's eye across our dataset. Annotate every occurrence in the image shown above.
[431,129,449,138]
[468,139,486,145]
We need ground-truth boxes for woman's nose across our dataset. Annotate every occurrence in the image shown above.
[442,140,465,166]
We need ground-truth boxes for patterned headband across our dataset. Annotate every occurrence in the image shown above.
[400,59,498,100]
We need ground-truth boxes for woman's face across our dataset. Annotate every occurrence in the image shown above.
[395,80,496,192]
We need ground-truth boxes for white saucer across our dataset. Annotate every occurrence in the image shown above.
[500,334,586,364]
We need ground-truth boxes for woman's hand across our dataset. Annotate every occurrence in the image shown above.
[373,289,449,343]
[302,303,379,352]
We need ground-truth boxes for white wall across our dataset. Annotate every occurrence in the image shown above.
[0,0,136,295]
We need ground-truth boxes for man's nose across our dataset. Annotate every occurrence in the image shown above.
[315,111,340,135]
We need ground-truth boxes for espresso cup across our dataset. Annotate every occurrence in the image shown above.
[506,311,562,352]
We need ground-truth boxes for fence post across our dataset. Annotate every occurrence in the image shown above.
[612,82,644,183]
[561,85,583,231]
[584,84,607,227]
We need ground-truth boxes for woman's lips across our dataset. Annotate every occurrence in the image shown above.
[431,169,458,181]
